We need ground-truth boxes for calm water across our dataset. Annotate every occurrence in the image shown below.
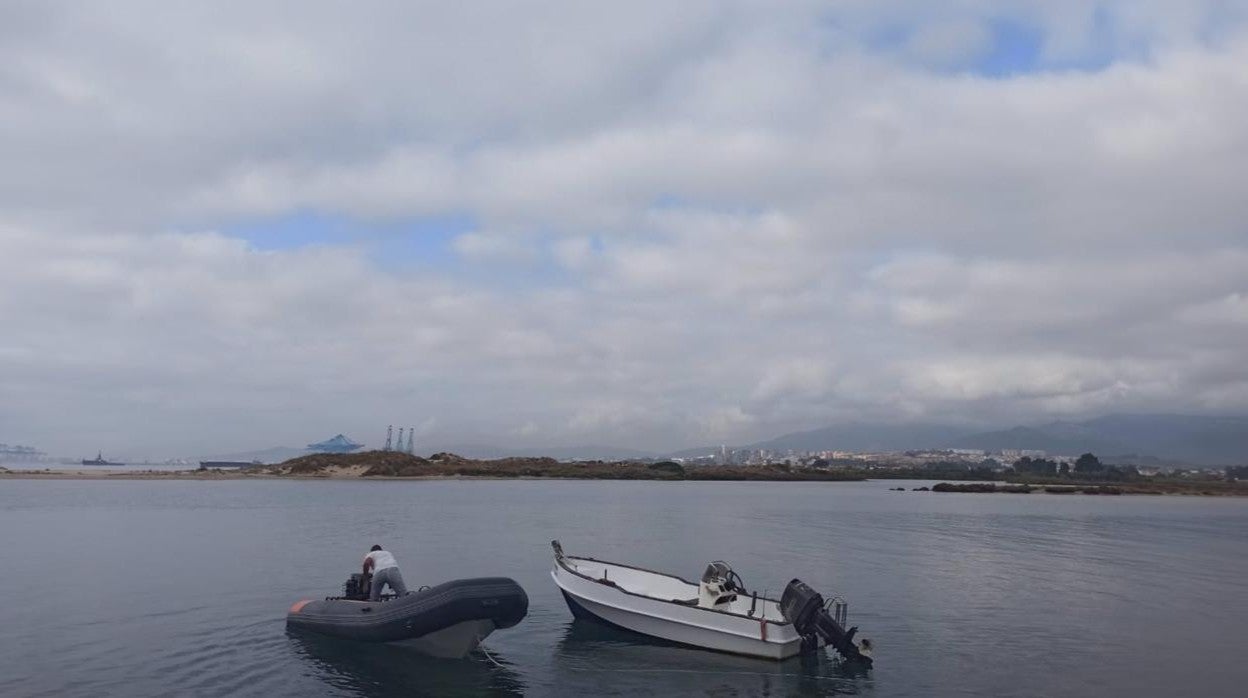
[1,479,1245,697]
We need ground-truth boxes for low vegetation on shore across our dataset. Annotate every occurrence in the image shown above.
[878,452,1248,496]
[262,451,867,481]
[6,450,1242,495]
[930,482,1123,495]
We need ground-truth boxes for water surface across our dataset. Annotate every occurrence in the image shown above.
[1,479,1245,696]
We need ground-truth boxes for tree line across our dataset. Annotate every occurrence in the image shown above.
[1012,453,1141,480]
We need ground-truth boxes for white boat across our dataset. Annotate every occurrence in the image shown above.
[550,540,872,664]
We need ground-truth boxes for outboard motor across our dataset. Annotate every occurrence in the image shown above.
[780,578,873,666]
[341,572,372,601]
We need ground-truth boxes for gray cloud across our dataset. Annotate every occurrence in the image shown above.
[1,2,1246,457]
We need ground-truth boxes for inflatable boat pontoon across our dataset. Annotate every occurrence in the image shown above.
[287,575,528,658]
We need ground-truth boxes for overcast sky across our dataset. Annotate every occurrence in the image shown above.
[2,1,1246,458]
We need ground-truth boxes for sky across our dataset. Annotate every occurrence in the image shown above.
[1,1,1247,458]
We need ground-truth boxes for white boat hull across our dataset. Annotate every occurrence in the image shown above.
[552,560,812,660]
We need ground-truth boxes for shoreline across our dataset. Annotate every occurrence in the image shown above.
[0,469,638,482]
[5,452,1245,495]
[0,468,867,483]
[4,467,1246,495]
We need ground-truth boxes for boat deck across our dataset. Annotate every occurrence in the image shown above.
[563,557,789,623]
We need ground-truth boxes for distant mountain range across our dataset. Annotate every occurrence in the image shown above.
[953,414,1248,465]
[197,413,1247,468]
[746,423,969,455]
[679,414,1248,466]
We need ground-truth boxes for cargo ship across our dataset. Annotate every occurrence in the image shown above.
[82,452,124,466]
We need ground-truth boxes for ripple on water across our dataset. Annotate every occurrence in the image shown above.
[1,479,1246,697]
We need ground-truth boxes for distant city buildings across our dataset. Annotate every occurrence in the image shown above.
[1000,449,1047,460]
[666,445,1132,473]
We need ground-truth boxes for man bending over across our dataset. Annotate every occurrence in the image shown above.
[363,544,408,601]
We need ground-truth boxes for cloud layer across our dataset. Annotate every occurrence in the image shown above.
[2,2,1246,457]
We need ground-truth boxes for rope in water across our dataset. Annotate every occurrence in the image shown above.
[475,637,506,669]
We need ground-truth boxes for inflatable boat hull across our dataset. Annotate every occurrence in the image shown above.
[287,577,528,658]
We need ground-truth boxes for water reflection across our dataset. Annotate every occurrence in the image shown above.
[287,630,525,697]
[6,480,1242,696]
[552,620,870,696]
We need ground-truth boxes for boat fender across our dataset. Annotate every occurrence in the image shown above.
[759,618,767,642]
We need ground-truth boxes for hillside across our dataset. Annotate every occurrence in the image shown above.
[263,451,865,481]
[684,414,1247,465]
[955,415,1248,465]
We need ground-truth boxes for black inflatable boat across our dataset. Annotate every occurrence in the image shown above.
[287,575,528,658]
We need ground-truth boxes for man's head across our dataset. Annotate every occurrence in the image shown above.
[370,544,382,552]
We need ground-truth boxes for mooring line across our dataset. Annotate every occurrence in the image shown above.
[476,637,506,669]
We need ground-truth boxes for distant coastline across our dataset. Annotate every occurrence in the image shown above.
[0,452,866,482]
[263,451,873,481]
[4,451,1247,495]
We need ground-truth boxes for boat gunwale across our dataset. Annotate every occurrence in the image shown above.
[554,551,793,628]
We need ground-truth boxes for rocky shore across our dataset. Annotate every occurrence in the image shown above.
[925,480,1248,496]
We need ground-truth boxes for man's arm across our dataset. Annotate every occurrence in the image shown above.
[362,554,374,575]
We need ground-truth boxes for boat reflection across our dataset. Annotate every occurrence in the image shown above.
[288,629,525,697]
[552,620,871,696]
